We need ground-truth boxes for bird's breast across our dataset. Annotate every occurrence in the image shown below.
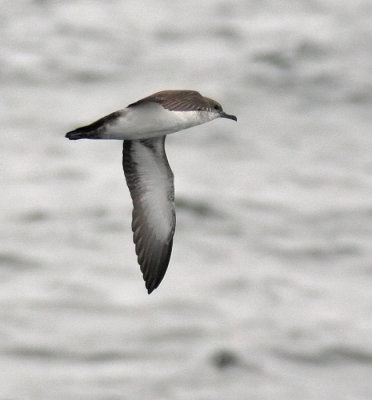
[102,103,218,140]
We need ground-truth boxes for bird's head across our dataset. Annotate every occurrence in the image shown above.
[206,98,237,122]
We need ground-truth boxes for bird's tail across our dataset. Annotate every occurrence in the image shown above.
[65,127,99,140]
[66,111,123,140]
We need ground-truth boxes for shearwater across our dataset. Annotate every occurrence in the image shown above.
[65,90,237,293]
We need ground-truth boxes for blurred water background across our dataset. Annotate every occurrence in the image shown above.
[1,0,372,399]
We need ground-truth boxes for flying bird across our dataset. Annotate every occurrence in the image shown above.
[66,90,237,293]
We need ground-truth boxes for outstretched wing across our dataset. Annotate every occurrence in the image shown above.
[122,136,176,293]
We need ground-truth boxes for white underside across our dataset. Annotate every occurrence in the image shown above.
[133,142,173,241]
[101,103,219,140]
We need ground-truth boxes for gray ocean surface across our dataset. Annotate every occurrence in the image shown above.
[1,1,372,399]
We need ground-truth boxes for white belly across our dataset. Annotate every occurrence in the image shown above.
[102,103,218,140]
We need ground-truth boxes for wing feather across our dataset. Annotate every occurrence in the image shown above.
[128,90,213,112]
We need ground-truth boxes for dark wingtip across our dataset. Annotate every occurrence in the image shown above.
[145,279,160,294]
[137,239,174,295]
[144,269,167,294]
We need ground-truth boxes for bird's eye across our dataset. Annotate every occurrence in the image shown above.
[214,105,220,111]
